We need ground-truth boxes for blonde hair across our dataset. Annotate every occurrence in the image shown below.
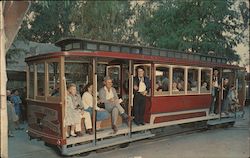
[67,83,76,90]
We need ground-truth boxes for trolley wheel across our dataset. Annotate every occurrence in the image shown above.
[119,142,130,148]
[76,152,91,157]
[44,142,54,147]
[227,121,235,127]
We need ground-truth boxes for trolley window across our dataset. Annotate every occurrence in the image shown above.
[28,64,34,99]
[155,65,170,95]
[201,69,211,93]
[37,63,45,97]
[65,62,89,91]
[172,67,185,94]
[188,68,199,93]
[107,66,121,94]
[48,62,60,97]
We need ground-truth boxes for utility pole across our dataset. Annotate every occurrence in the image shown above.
[0,1,30,157]
[0,1,8,157]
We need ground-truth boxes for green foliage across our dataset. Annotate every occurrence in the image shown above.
[135,0,248,62]
[70,1,136,43]
[15,0,248,63]
[17,1,76,43]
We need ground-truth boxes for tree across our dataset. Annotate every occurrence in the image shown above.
[70,1,136,43]
[16,1,76,43]
[135,0,249,62]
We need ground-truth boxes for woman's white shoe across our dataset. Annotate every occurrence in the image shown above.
[70,131,76,137]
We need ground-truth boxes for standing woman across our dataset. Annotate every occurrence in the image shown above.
[133,66,150,125]
[82,83,110,129]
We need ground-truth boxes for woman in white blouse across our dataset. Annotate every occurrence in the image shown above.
[82,83,110,128]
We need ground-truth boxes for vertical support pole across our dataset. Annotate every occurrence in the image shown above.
[26,64,30,100]
[59,56,65,138]
[198,68,201,94]
[184,67,188,95]
[218,68,223,120]
[128,60,133,138]
[92,58,97,145]
[151,63,154,96]
[0,2,8,157]
[44,61,49,101]
[210,68,213,94]
[169,66,173,95]
[34,64,37,98]
[235,78,239,119]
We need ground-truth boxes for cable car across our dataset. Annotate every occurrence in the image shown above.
[25,38,246,156]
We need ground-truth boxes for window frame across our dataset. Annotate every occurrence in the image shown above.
[153,65,212,97]
[106,65,121,95]
[172,65,186,95]
[154,64,171,96]
[35,61,46,101]
[200,67,213,94]
[187,67,200,94]
[46,58,61,102]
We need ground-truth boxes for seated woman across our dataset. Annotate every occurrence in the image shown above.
[65,90,82,137]
[82,83,110,129]
[172,81,179,92]
[67,83,93,135]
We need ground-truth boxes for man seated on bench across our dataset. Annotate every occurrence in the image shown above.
[99,76,133,134]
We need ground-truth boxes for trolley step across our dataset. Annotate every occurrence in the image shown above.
[207,117,235,126]
[61,131,154,156]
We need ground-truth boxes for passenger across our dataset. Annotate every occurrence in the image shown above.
[65,91,81,137]
[99,76,133,133]
[201,81,208,92]
[67,83,93,135]
[156,80,162,91]
[228,84,239,112]
[79,84,85,97]
[210,69,220,115]
[221,78,230,116]
[191,81,198,91]
[82,83,110,129]
[172,81,179,92]
[177,82,184,91]
[38,88,44,96]
[161,71,169,91]
[133,66,150,126]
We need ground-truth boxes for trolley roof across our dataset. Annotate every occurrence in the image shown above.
[25,38,243,69]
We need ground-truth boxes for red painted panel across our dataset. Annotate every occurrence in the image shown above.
[154,112,206,123]
[27,100,64,145]
[151,95,212,113]
[144,97,152,123]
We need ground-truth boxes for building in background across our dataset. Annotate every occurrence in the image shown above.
[6,40,59,90]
